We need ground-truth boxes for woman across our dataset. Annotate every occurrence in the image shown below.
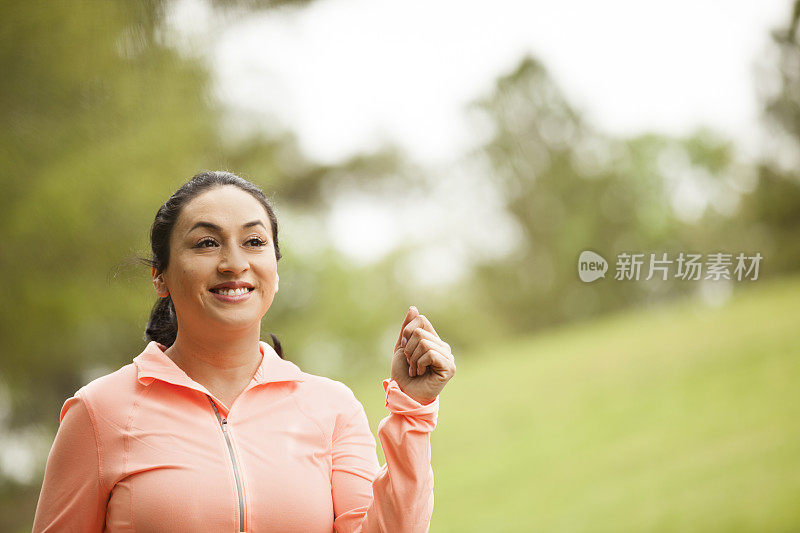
[32,171,456,532]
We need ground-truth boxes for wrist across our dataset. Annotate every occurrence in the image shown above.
[413,394,437,405]
[383,378,439,411]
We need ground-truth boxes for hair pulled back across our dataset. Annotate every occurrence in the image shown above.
[143,171,284,357]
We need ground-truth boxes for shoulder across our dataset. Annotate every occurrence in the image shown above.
[290,371,368,436]
[296,371,362,410]
[79,362,140,401]
[65,363,142,425]
[260,341,361,411]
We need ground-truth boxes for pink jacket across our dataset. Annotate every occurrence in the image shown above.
[32,341,438,532]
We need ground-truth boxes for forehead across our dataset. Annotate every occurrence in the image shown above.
[177,185,270,231]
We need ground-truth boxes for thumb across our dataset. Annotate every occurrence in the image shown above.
[394,305,419,351]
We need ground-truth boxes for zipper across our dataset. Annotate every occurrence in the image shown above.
[207,396,246,532]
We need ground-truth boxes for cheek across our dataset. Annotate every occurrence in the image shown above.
[166,262,206,296]
[263,271,278,289]
[256,263,278,288]
[256,255,278,273]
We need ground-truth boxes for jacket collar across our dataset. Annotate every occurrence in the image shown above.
[134,340,305,392]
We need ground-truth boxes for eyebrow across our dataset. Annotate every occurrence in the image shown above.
[186,220,267,236]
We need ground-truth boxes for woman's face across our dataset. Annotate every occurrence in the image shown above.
[155,185,279,334]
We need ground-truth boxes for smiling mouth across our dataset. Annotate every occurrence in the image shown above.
[209,287,255,296]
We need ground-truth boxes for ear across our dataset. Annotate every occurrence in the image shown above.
[152,266,169,298]
[274,273,279,294]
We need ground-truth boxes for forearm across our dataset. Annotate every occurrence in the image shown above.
[336,378,439,533]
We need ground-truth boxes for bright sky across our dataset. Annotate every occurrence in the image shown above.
[205,0,791,165]
[169,0,792,275]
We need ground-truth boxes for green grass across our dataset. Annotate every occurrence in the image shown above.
[352,277,800,532]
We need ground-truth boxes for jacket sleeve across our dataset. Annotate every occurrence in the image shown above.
[332,378,439,533]
[32,392,109,532]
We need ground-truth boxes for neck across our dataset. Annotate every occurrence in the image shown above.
[164,322,264,402]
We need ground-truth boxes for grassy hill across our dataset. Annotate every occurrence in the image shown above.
[352,276,800,532]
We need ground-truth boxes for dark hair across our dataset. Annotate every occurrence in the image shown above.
[143,171,285,358]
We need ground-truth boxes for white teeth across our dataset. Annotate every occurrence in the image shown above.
[214,287,250,296]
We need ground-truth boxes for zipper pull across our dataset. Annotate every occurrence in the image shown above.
[222,418,228,425]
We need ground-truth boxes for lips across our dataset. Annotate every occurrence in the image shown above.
[211,287,252,296]
[209,281,255,297]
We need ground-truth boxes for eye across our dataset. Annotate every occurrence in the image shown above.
[246,237,268,247]
[194,238,218,248]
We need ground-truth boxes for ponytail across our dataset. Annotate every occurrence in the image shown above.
[144,296,177,347]
[267,332,284,358]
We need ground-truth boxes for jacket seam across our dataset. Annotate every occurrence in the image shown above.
[334,403,367,445]
[289,387,330,445]
[123,382,153,531]
[77,390,105,493]
[330,404,372,489]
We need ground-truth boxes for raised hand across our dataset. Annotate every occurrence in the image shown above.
[390,306,456,404]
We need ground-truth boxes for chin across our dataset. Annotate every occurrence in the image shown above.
[207,310,261,329]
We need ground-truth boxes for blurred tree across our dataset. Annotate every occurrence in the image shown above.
[736,0,800,274]
[470,58,653,332]
[0,2,217,528]
[0,0,223,432]
[467,57,756,336]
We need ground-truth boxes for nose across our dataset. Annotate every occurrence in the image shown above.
[218,244,249,275]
